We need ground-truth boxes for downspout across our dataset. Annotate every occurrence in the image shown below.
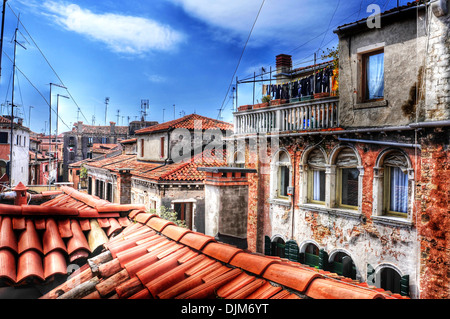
[337,137,422,149]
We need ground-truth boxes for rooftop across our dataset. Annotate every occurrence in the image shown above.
[42,212,409,300]
[85,148,228,183]
[135,113,233,135]
[0,186,145,287]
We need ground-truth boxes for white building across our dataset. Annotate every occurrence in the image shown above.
[0,116,30,187]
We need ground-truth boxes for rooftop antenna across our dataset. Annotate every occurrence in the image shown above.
[141,99,149,121]
[10,13,26,186]
[104,97,109,125]
[116,109,120,124]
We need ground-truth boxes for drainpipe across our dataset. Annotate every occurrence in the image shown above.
[337,137,422,149]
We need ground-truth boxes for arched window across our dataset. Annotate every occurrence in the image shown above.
[383,151,409,216]
[307,148,326,204]
[271,237,285,258]
[379,267,401,294]
[272,150,291,199]
[304,243,320,267]
[330,251,356,279]
[374,149,412,219]
[335,147,360,209]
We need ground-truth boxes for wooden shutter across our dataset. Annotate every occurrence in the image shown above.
[318,249,329,271]
[285,240,299,262]
[160,137,165,158]
[400,275,409,296]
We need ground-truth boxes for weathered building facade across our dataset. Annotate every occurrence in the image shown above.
[230,1,449,299]
[62,121,129,182]
[83,114,233,234]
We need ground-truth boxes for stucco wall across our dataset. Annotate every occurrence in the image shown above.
[338,13,427,127]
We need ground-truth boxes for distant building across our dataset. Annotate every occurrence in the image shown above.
[62,121,129,181]
[0,116,30,188]
[83,114,233,233]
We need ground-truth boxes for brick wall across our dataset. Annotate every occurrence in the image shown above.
[416,129,449,298]
[243,129,448,298]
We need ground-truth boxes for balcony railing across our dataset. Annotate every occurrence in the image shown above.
[233,97,339,135]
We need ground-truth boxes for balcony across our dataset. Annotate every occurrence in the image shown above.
[233,96,339,135]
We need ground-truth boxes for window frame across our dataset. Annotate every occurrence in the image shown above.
[336,167,360,210]
[307,168,326,205]
[278,164,290,199]
[383,165,408,218]
[361,49,385,103]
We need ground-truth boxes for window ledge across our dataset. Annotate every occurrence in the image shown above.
[269,198,292,207]
[298,204,363,220]
[372,215,413,228]
[354,99,388,109]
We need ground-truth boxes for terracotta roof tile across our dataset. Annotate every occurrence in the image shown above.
[135,113,233,135]
[44,215,409,300]
[0,187,135,287]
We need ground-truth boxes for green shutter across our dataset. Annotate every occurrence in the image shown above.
[285,240,299,262]
[299,252,305,264]
[400,275,409,296]
[318,249,329,271]
[264,236,272,256]
[367,264,376,285]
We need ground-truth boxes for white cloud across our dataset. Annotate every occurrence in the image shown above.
[41,1,185,55]
[145,73,167,83]
[167,0,333,47]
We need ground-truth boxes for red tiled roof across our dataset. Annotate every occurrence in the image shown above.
[0,186,145,286]
[135,114,233,135]
[42,213,409,299]
[85,148,228,183]
[0,144,9,161]
[120,138,137,144]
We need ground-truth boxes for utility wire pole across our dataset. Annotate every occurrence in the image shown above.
[0,0,7,87]
[10,14,25,187]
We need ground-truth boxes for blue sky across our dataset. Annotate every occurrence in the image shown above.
[0,0,405,134]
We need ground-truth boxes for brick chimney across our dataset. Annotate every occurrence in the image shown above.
[276,54,292,84]
[110,121,116,135]
[13,182,28,206]
[197,167,257,250]
[76,121,83,134]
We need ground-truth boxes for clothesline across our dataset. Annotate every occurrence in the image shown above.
[263,65,337,100]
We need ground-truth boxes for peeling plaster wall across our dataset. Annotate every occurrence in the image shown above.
[338,12,427,127]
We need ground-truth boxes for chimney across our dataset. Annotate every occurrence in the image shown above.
[17,118,23,126]
[197,167,257,250]
[13,182,29,206]
[76,121,83,134]
[276,54,292,84]
[110,121,116,135]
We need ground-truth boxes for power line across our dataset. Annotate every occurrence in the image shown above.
[217,0,266,119]
[2,51,71,130]
[7,3,90,125]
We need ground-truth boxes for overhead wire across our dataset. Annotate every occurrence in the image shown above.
[217,0,266,119]
[7,2,90,125]
[2,50,71,130]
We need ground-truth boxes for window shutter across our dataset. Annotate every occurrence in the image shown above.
[400,275,409,296]
[264,236,272,256]
[367,264,376,285]
[285,240,299,262]
[318,249,329,270]
[336,148,358,168]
